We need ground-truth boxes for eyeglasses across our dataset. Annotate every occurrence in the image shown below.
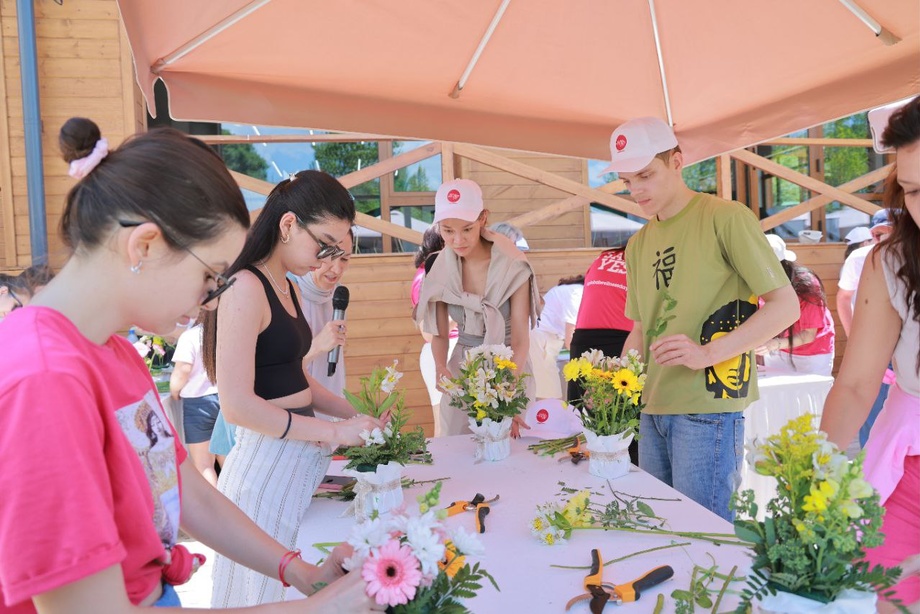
[118,220,235,306]
[293,214,347,260]
[8,288,23,311]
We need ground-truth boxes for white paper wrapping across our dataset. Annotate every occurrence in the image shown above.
[584,430,633,480]
[755,589,876,613]
[343,461,404,521]
[468,417,513,462]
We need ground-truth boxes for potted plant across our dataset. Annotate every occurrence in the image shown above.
[439,344,529,461]
[562,349,645,479]
[338,361,429,520]
[343,482,498,612]
[732,414,901,613]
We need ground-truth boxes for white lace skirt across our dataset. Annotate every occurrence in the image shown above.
[210,425,331,607]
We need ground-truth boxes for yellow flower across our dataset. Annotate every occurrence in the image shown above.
[439,541,466,577]
[562,490,592,527]
[612,368,639,394]
[494,357,517,371]
[476,407,488,421]
[542,532,557,545]
[532,516,545,532]
[802,480,837,513]
[562,360,583,382]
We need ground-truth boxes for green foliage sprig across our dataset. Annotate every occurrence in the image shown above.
[338,362,429,470]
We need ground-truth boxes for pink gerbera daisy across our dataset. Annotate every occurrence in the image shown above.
[362,539,422,606]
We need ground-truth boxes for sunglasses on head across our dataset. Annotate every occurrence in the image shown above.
[118,220,235,306]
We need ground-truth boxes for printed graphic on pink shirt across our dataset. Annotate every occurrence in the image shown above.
[114,390,180,554]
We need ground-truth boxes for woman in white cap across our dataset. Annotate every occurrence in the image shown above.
[756,234,836,376]
[416,179,539,437]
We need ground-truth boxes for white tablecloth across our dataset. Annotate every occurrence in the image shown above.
[740,374,834,517]
[295,435,753,613]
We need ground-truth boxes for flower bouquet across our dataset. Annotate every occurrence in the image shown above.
[439,344,529,461]
[344,482,498,612]
[732,415,900,613]
[339,361,429,520]
[562,349,646,479]
[133,332,174,393]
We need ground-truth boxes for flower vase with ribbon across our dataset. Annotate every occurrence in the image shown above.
[337,361,429,519]
[344,460,405,522]
[440,344,530,463]
[469,416,513,461]
[563,349,646,480]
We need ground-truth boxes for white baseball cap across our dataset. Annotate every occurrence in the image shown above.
[524,399,583,440]
[433,179,484,223]
[844,226,872,245]
[601,117,679,174]
[766,234,797,262]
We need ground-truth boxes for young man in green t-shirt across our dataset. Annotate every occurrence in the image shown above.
[607,117,800,521]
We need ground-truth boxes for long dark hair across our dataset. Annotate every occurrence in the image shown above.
[879,96,920,368]
[202,170,356,382]
[59,118,249,251]
[414,225,444,269]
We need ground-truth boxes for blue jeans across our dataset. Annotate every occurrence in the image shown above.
[154,582,181,607]
[859,381,891,448]
[639,412,744,522]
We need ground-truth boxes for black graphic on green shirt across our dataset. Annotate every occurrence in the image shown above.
[653,246,676,290]
[700,297,758,399]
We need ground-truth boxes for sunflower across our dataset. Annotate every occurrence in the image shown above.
[612,368,639,394]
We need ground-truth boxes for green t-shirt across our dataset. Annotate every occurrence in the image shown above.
[625,193,789,415]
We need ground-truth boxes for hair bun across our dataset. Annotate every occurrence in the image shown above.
[59,117,101,163]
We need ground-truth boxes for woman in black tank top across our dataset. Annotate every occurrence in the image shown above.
[201,171,385,607]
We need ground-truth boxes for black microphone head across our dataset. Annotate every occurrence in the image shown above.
[332,286,350,310]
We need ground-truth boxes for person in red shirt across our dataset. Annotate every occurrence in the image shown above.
[757,235,836,376]
[0,118,381,613]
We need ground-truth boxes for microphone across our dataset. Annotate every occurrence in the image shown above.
[327,286,350,376]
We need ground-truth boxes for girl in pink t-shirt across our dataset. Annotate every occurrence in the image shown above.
[0,118,379,613]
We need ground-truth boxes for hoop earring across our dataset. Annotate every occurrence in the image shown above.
[130,261,143,274]
[281,234,290,244]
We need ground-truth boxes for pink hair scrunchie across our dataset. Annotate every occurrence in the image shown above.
[67,137,109,179]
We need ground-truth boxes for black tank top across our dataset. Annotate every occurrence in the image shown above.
[246,265,313,400]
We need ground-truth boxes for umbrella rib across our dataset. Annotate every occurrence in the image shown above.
[646,0,673,126]
[836,0,901,46]
[449,0,513,99]
[153,0,274,73]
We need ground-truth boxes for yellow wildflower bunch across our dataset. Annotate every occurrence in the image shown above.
[732,415,897,607]
[563,349,646,438]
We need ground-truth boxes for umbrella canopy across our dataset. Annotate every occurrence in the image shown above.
[119,0,919,163]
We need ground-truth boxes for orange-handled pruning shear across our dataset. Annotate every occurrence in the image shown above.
[558,438,589,465]
[565,549,673,613]
[443,493,499,533]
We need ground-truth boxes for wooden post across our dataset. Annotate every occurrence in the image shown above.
[379,141,393,253]
[717,154,732,200]
[441,142,455,183]
[808,126,826,241]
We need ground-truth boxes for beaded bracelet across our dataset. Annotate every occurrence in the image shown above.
[279,409,293,440]
[278,549,302,587]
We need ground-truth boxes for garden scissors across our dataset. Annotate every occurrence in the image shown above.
[558,439,589,465]
[565,549,674,612]
[443,493,499,533]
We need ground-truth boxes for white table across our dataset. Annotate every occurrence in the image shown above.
[295,435,752,613]
[740,374,834,517]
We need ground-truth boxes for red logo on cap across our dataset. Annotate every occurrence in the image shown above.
[536,409,549,424]
[446,189,461,203]
[615,135,628,152]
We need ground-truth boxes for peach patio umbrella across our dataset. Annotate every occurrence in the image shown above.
[118,0,920,162]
